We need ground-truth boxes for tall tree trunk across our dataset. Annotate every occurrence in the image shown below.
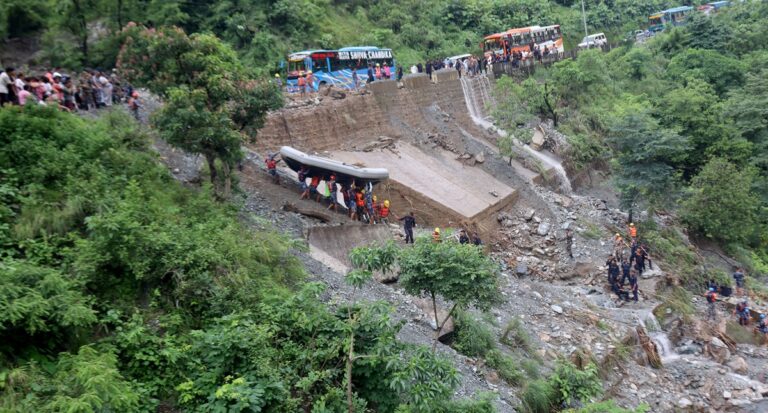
[205,153,219,194]
[116,0,124,28]
[72,0,89,65]
[221,161,232,198]
[430,295,458,353]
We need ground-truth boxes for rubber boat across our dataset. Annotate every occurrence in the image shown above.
[279,146,389,184]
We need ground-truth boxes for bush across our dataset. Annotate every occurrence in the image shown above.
[485,349,524,386]
[521,359,541,379]
[452,310,496,358]
[550,362,603,408]
[501,317,533,353]
[520,379,557,413]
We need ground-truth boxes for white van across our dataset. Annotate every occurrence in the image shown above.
[578,33,607,49]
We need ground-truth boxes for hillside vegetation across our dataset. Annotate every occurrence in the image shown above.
[2,0,680,69]
[0,106,501,412]
[493,3,768,281]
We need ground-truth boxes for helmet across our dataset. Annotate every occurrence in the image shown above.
[761,314,766,320]
[307,70,312,74]
[434,228,440,233]
[131,91,139,98]
[384,200,390,207]
[275,73,280,77]
[615,233,621,237]
[376,63,380,66]
[709,287,715,292]
[630,223,635,226]
[299,71,304,75]
[373,195,377,202]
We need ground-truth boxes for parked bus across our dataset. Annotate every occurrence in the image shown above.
[482,25,563,60]
[648,6,694,32]
[285,46,395,92]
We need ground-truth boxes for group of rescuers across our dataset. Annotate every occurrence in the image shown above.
[704,266,767,340]
[265,153,482,246]
[603,223,648,303]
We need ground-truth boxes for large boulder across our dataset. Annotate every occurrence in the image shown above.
[727,356,748,374]
[709,337,731,364]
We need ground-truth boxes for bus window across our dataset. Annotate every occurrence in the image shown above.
[369,58,394,69]
[312,56,329,73]
[289,61,305,72]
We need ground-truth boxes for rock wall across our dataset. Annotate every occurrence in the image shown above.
[249,73,495,155]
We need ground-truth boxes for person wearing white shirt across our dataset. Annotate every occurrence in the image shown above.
[0,67,14,105]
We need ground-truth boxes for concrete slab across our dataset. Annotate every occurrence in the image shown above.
[308,224,393,272]
[330,142,517,221]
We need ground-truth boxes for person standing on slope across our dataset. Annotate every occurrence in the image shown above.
[397,212,416,244]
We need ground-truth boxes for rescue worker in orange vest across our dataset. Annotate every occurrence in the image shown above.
[305,70,314,95]
[297,71,306,96]
[355,190,365,221]
[378,199,391,224]
[628,222,637,239]
[613,233,625,261]
[432,227,441,243]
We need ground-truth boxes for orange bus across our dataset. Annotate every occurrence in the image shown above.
[482,25,564,59]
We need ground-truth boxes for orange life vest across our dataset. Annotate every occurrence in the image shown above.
[298,76,306,86]
[629,226,637,238]
[355,193,364,207]
[432,231,441,242]
[379,206,390,218]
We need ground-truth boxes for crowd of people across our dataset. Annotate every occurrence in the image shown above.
[605,223,650,303]
[488,43,560,67]
[0,66,141,119]
[410,55,487,80]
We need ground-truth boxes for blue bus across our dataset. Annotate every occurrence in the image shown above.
[285,46,396,92]
[648,6,695,32]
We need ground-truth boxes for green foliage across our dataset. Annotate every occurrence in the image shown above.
[564,400,649,413]
[666,49,745,97]
[521,361,603,412]
[452,310,496,358]
[0,259,95,340]
[399,238,501,313]
[1,346,140,412]
[656,286,695,322]
[681,158,759,244]
[607,101,690,209]
[500,317,533,353]
[485,349,524,386]
[520,379,557,413]
[119,26,282,197]
[550,362,603,408]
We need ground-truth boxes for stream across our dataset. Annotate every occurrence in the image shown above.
[459,75,573,194]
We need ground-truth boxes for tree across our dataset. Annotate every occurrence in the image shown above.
[666,48,745,96]
[681,158,759,244]
[607,101,691,209]
[396,237,500,351]
[52,0,99,65]
[118,26,282,198]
